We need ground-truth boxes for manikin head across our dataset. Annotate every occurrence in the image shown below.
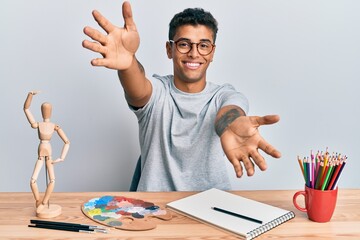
[41,102,52,120]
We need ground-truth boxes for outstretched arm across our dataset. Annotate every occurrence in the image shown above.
[82,1,152,108]
[52,126,70,164]
[215,105,281,178]
[24,91,40,129]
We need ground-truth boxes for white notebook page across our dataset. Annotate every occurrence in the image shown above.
[166,188,294,239]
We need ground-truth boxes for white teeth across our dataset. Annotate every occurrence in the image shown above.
[186,62,200,68]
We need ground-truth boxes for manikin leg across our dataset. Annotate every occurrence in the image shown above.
[35,157,61,218]
[42,157,55,206]
[30,157,44,208]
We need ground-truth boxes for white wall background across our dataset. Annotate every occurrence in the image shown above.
[1,0,359,192]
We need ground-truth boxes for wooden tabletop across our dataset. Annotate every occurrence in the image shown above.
[0,189,359,239]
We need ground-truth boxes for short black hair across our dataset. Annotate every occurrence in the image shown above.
[169,8,218,43]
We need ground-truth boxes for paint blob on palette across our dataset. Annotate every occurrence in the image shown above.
[81,196,172,231]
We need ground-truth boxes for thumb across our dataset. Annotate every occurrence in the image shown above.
[256,115,280,126]
[122,1,137,31]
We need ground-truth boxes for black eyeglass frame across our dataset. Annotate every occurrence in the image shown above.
[169,39,215,56]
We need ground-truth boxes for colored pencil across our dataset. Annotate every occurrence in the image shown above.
[302,158,308,187]
[331,161,347,190]
[327,161,342,190]
[297,150,347,191]
[297,156,305,181]
[314,152,321,187]
[315,162,324,190]
[306,158,311,187]
[321,163,334,190]
[310,151,315,188]
[322,150,329,178]
[319,162,329,190]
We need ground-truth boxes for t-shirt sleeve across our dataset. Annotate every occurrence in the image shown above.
[127,75,166,121]
[216,84,249,115]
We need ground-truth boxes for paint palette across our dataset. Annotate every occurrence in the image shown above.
[81,195,172,231]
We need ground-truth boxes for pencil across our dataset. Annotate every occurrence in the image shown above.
[310,151,315,188]
[29,219,108,233]
[211,207,263,224]
[315,162,324,190]
[297,156,305,181]
[327,161,341,190]
[28,224,95,233]
[321,162,334,191]
[331,161,347,190]
[30,219,105,230]
[298,150,348,191]
[312,157,316,188]
[307,157,312,187]
[314,153,321,188]
[304,158,310,187]
[319,162,330,190]
[322,150,329,177]
[302,157,307,186]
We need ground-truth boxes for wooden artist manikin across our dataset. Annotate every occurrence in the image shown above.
[24,91,70,218]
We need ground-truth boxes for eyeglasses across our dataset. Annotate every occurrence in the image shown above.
[169,39,215,56]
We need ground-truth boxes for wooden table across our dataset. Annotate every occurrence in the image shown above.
[0,189,359,239]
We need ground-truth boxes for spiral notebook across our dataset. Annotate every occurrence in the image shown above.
[166,188,295,240]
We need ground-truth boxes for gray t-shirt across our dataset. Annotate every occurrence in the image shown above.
[130,74,249,191]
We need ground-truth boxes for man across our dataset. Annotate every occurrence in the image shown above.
[82,1,281,191]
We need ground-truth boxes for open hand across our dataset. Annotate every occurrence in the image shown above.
[82,1,140,70]
[220,115,281,178]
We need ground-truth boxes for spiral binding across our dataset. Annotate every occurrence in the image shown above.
[246,211,295,239]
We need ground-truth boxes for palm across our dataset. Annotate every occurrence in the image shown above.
[220,115,281,177]
[221,125,260,154]
[102,26,139,69]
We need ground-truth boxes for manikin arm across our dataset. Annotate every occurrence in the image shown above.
[52,126,70,164]
[24,91,40,129]
[215,105,282,178]
[82,1,152,108]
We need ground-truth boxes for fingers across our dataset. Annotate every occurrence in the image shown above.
[82,39,107,55]
[228,147,275,178]
[83,26,108,45]
[229,154,256,178]
[92,10,115,34]
[249,149,267,171]
[242,156,255,176]
[229,156,244,178]
[89,2,137,34]
[90,58,110,67]
[122,1,137,31]
[82,39,109,67]
[258,139,282,158]
[254,115,280,126]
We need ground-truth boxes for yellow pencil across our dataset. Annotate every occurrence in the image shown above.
[322,150,329,178]
[297,156,305,181]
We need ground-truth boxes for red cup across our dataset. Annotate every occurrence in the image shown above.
[293,185,338,222]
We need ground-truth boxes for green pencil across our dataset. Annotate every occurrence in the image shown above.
[321,164,334,191]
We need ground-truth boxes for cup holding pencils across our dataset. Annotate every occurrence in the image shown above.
[293,185,338,222]
[292,149,347,223]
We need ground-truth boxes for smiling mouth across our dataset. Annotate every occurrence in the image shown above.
[184,62,201,69]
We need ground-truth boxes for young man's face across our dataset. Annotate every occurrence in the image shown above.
[166,24,215,92]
